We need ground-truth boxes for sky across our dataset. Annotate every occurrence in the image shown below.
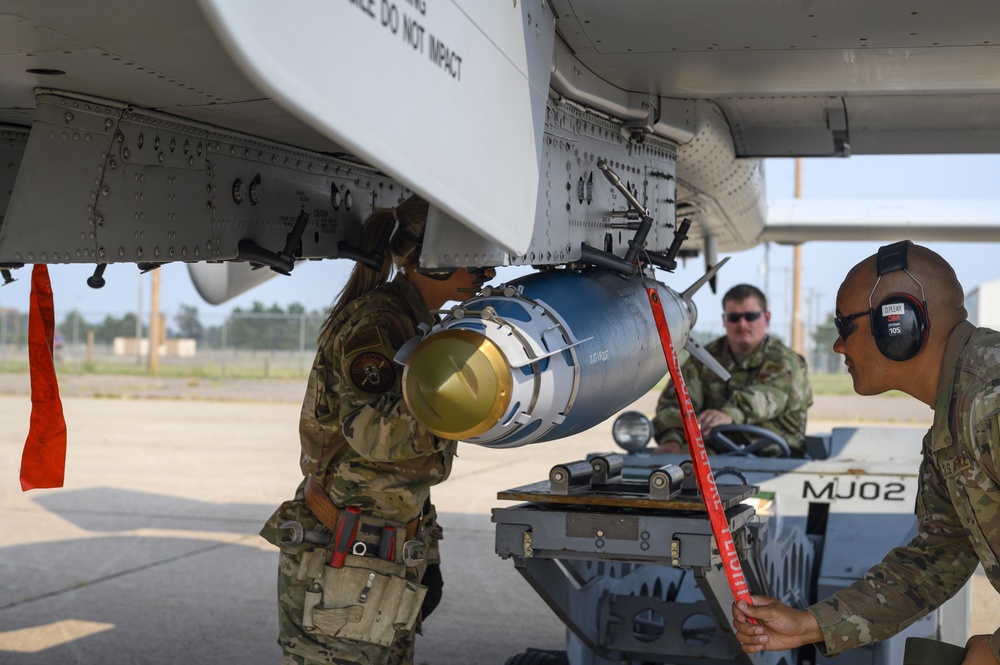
[2,154,1000,341]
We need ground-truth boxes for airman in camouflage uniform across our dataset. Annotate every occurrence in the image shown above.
[260,196,487,665]
[732,241,1000,663]
[653,284,812,456]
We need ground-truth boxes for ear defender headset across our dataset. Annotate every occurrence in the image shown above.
[869,240,930,361]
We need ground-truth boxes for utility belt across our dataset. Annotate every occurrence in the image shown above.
[290,476,425,567]
[283,477,429,648]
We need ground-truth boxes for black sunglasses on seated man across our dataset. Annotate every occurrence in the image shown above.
[725,310,764,324]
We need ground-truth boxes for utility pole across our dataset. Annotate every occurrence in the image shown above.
[136,272,144,365]
[791,159,805,355]
[149,268,160,374]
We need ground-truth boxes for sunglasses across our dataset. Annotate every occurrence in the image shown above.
[724,310,764,324]
[834,309,870,340]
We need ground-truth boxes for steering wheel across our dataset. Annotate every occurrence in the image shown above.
[705,424,791,458]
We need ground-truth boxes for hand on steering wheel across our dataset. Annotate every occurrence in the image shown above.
[706,424,791,458]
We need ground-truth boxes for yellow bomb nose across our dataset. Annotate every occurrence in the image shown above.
[402,329,512,440]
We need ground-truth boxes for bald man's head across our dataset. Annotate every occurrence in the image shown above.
[840,242,967,336]
[834,242,967,399]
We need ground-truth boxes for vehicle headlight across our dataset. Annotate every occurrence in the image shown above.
[612,411,653,452]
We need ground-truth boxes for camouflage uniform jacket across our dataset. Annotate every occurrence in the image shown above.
[651,335,812,454]
[262,274,457,543]
[809,321,1000,659]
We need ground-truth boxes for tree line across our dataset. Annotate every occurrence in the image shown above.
[2,302,845,365]
[0,302,327,351]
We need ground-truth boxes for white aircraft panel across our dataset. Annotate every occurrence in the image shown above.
[198,0,554,256]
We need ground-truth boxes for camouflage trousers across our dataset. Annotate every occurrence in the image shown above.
[276,548,424,665]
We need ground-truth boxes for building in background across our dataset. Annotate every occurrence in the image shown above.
[113,337,196,358]
[966,280,1000,329]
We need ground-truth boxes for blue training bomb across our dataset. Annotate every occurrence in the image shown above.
[397,267,702,448]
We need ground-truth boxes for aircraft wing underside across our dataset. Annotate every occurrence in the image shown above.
[0,0,999,278]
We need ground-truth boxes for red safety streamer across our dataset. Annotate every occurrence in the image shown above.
[646,287,755,618]
[19,264,67,491]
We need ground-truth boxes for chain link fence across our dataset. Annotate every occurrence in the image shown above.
[0,309,326,379]
[0,307,845,380]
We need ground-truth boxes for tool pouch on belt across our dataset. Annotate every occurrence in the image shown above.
[303,553,427,647]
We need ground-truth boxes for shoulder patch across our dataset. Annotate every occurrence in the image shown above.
[349,351,396,393]
[344,326,385,355]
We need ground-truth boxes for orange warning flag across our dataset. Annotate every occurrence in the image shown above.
[19,264,67,491]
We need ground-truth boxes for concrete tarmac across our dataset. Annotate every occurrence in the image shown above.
[0,384,994,664]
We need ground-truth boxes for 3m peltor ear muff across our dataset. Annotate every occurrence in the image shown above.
[869,240,930,361]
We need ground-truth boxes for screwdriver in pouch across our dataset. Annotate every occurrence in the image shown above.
[378,526,397,562]
[330,505,362,568]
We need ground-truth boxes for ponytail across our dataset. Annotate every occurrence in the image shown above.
[320,195,429,339]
